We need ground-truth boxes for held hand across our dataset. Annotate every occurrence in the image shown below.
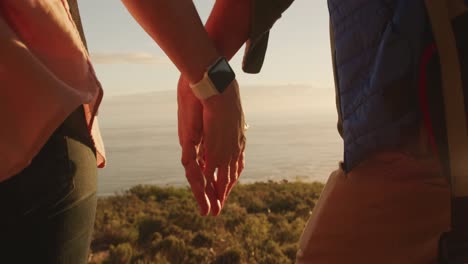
[177,76,220,216]
[201,80,246,211]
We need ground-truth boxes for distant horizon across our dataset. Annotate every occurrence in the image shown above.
[97,85,341,195]
[102,83,333,97]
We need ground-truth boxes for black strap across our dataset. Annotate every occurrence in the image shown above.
[424,0,468,262]
[425,0,468,218]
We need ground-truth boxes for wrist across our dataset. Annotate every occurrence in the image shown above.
[189,57,236,100]
[187,52,220,85]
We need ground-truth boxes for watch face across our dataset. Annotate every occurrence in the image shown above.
[208,57,236,93]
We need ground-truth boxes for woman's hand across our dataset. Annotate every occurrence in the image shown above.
[178,76,221,216]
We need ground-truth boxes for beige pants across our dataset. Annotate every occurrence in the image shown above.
[296,152,450,264]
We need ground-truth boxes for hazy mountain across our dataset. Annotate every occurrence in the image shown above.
[97,85,342,195]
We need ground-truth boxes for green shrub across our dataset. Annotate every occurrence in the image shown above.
[191,231,214,248]
[214,248,243,264]
[137,217,167,245]
[154,235,188,263]
[281,243,299,262]
[106,243,133,264]
[186,247,212,264]
[90,181,324,264]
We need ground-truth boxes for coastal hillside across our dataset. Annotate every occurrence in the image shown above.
[90,181,324,264]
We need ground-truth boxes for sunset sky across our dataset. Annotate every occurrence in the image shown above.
[78,1,333,96]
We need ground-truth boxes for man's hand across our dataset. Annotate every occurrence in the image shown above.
[177,76,220,216]
[201,80,246,210]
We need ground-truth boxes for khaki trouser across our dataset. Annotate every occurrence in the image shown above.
[296,152,450,264]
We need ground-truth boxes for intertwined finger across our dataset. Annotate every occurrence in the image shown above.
[197,138,206,171]
[204,172,220,216]
[238,151,245,176]
[225,157,239,204]
[214,164,230,208]
[238,136,246,176]
[203,163,221,216]
[181,143,210,215]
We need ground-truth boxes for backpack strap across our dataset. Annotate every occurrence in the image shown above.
[425,0,468,262]
[425,0,468,198]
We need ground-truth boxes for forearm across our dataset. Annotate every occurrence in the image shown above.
[205,0,251,60]
[121,0,220,84]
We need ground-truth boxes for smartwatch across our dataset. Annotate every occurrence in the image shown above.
[190,57,236,100]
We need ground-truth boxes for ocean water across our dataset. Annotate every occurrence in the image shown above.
[97,86,343,196]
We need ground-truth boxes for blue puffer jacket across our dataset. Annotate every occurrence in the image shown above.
[328,0,431,171]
